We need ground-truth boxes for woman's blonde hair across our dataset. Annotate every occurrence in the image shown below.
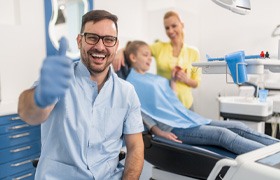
[163,10,182,22]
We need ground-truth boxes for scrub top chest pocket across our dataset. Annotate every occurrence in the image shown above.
[93,107,127,140]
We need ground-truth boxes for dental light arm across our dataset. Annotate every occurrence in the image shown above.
[212,0,251,15]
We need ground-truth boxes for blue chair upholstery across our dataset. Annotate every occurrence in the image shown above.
[143,131,237,180]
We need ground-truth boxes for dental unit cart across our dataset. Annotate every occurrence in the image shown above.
[218,96,273,133]
[191,58,280,180]
[193,59,280,133]
[267,94,280,137]
[262,73,280,138]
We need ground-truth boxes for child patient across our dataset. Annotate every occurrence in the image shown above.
[123,40,280,155]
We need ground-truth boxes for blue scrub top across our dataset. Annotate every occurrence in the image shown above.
[35,61,144,180]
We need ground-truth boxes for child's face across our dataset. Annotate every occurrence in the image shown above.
[133,45,152,74]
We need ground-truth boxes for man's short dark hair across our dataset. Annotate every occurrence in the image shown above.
[80,9,118,35]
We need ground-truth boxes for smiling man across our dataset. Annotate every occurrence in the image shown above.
[18,10,144,180]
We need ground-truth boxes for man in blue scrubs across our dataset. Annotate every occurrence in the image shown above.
[18,10,144,180]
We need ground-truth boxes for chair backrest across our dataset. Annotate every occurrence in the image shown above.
[115,53,131,80]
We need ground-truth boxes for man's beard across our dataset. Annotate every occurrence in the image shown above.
[82,57,111,75]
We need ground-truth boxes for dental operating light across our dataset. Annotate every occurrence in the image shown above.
[212,0,251,15]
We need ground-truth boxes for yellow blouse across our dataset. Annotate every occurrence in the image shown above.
[150,41,201,108]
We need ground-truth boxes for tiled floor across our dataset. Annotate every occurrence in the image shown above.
[120,158,153,179]
[140,160,153,180]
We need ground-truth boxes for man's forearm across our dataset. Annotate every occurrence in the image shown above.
[123,133,144,180]
[18,88,53,125]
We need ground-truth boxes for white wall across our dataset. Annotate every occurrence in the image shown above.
[95,0,280,119]
[1,0,279,119]
[195,0,280,119]
[0,0,45,105]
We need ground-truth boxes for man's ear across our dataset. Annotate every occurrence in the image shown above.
[76,34,82,49]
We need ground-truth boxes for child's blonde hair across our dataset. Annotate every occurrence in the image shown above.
[124,40,149,63]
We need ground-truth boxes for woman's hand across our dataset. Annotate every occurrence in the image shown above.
[173,68,198,88]
[112,48,125,71]
[174,69,189,84]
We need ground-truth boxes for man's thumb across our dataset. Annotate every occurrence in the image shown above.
[58,36,68,56]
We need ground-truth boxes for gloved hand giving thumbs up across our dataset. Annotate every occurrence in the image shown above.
[34,37,72,108]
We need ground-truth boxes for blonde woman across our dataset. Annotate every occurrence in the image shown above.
[113,11,200,109]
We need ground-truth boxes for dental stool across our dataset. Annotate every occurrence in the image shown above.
[142,131,237,180]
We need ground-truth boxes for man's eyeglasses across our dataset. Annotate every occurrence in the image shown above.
[80,32,117,47]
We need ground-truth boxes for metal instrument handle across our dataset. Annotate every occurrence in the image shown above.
[10,145,31,153]
[10,116,21,121]
[12,173,33,180]
[9,124,30,130]
[9,132,30,139]
[11,159,32,167]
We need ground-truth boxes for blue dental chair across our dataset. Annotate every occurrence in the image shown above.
[142,130,237,180]
[116,60,237,180]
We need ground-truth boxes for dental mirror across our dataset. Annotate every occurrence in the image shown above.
[48,0,89,59]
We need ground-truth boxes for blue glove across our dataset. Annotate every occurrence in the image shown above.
[34,37,72,108]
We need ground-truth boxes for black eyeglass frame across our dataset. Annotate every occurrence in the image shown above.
[80,32,118,47]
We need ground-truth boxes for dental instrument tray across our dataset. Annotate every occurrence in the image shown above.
[192,59,280,74]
